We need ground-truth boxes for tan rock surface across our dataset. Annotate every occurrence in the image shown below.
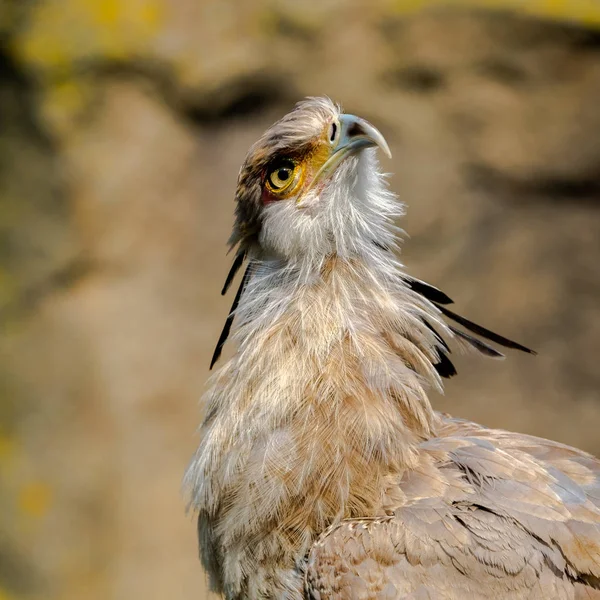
[0,3,599,599]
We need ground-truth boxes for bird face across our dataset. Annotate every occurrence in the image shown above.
[230,97,392,262]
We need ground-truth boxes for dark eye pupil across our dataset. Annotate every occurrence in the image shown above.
[330,122,337,142]
[268,161,296,189]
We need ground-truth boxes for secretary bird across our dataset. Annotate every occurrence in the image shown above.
[185,97,600,599]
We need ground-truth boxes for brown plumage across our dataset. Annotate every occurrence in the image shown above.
[185,97,600,599]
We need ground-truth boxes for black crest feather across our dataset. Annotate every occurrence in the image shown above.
[405,277,454,305]
[221,250,246,296]
[434,302,536,355]
[210,261,252,370]
[411,280,535,378]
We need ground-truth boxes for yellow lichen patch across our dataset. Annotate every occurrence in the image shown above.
[0,587,17,600]
[89,0,121,26]
[139,1,162,28]
[388,0,600,26]
[0,433,15,462]
[13,0,164,70]
[18,481,53,519]
[39,79,93,139]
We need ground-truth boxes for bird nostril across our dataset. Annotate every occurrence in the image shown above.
[346,121,364,139]
[330,122,338,143]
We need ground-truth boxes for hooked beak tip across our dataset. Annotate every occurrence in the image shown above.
[337,114,392,159]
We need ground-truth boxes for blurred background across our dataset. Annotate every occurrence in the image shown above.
[0,0,599,599]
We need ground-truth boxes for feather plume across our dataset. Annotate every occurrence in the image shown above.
[434,302,536,355]
[210,262,253,369]
[221,249,246,296]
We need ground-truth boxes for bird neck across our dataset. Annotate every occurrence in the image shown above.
[230,250,439,437]
[186,251,443,596]
[195,249,441,493]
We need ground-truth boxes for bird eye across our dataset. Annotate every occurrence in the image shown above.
[266,160,300,193]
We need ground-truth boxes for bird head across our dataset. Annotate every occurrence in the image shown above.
[230,97,394,263]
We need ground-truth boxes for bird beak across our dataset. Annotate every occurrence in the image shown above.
[335,114,392,161]
[300,114,391,203]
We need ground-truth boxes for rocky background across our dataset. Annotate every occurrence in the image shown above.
[0,1,599,599]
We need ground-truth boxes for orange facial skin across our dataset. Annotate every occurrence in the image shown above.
[260,125,335,205]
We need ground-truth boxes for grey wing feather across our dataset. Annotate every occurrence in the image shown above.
[307,420,600,599]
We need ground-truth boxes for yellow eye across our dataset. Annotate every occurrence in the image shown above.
[266,160,300,193]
